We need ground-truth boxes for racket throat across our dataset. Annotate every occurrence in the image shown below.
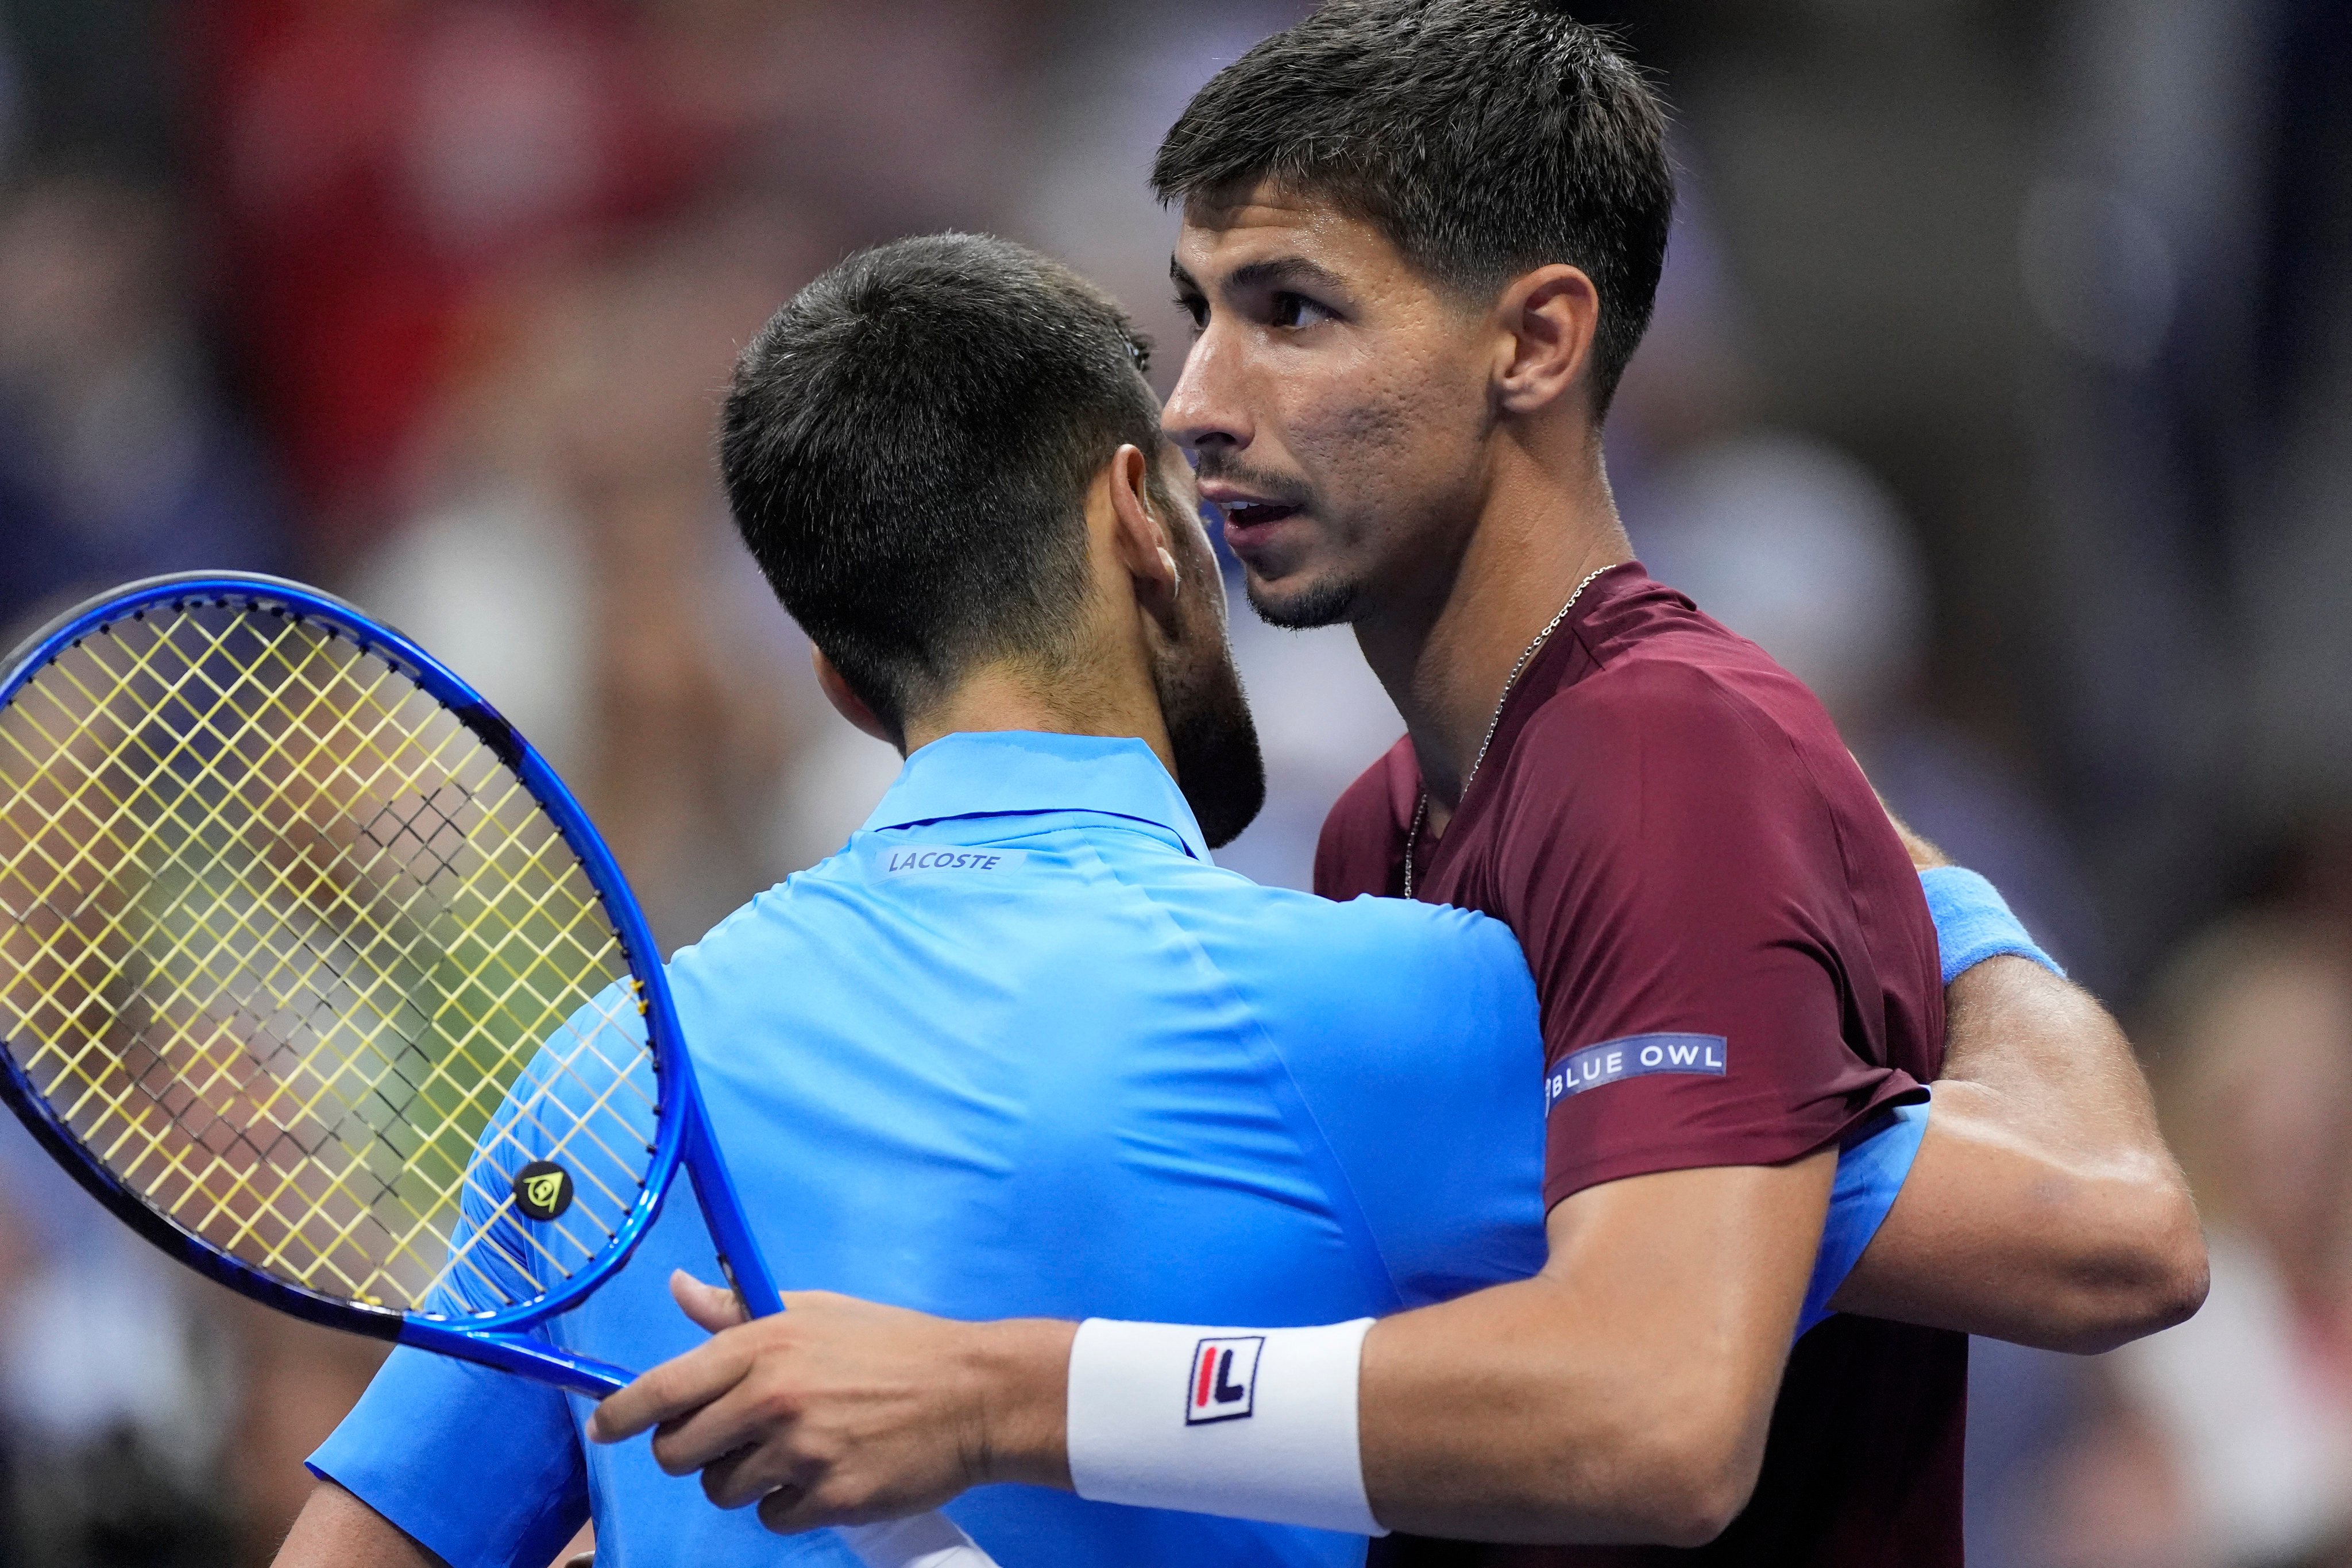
[396,1319,634,1400]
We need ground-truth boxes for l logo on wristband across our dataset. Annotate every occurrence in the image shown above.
[1185,1336,1263,1424]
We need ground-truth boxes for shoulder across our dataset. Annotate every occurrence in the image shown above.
[1555,628,1828,752]
[1512,631,1848,822]
[657,874,862,1037]
[1475,631,1877,912]
[662,885,784,980]
[1311,886,1530,979]
[1228,883,1538,1036]
[1314,735,1416,899]
[668,845,895,964]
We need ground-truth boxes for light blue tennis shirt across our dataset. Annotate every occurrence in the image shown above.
[312,731,1922,1568]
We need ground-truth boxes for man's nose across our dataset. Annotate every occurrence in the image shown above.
[1161,323,1252,457]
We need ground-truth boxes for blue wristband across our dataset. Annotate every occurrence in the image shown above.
[1920,866,2064,986]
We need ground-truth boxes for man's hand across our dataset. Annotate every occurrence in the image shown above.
[585,1273,1073,1534]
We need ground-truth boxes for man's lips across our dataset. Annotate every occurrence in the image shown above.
[1201,487,1303,553]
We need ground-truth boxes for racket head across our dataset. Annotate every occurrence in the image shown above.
[0,571,694,1343]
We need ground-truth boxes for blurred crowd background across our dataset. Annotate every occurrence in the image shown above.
[0,1,2347,1565]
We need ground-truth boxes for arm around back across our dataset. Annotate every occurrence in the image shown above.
[1358,1151,1835,1544]
[1833,956,2207,1353]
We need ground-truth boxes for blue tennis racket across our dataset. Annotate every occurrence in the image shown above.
[0,572,998,1568]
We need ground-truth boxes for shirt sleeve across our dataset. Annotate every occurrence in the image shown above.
[1803,1100,1929,1334]
[1494,662,1921,1208]
[307,1346,590,1568]
[301,994,645,1567]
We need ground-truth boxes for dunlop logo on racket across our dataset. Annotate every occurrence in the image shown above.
[513,1161,576,1222]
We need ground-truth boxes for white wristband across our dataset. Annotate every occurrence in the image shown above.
[1065,1318,1384,1537]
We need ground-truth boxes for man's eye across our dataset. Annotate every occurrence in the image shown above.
[1174,294,1208,331]
[1270,292,1334,329]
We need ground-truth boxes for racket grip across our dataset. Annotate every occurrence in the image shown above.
[837,1512,1002,1567]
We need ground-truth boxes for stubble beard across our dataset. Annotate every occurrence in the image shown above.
[1154,631,1268,851]
[1242,568,1365,631]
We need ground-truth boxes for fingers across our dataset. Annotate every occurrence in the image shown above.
[750,1477,926,1536]
[586,1273,760,1442]
[757,1484,822,1536]
[672,1269,750,1332]
[586,1289,986,1535]
[586,1334,750,1445]
[697,1423,812,1512]
[650,1376,788,1485]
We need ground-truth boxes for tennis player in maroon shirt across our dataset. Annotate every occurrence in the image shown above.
[586,5,2206,1562]
[1311,562,1965,1565]
[1136,7,2196,1558]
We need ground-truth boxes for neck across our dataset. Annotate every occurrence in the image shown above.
[899,659,1176,779]
[1353,427,1632,816]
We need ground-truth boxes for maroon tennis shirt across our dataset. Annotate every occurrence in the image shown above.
[1317,564,1966,1568]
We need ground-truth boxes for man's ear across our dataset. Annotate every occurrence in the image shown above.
[812,645,901,750]
[1493,264,1601,419]
[1105,443,1180,625]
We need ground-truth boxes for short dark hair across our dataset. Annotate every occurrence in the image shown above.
[1153,0,1672,415]
[721,234,1162,736]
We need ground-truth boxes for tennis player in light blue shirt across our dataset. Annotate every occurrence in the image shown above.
[292,236,1925,1568]
[311,729,1921,1568]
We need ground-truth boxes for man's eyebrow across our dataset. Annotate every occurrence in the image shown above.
[1169,254,1349,297]
[1227,256,1348,296]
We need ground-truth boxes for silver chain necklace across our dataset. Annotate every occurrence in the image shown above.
[1402,565,1615,898]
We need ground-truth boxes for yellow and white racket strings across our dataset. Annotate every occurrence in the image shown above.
[0,603,661,1316]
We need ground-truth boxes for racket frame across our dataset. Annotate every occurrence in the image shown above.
[0,571,786,1399]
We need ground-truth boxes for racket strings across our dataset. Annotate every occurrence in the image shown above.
[4,621,499,1293]
[10,615,642,1303]
[0,601,661,1315]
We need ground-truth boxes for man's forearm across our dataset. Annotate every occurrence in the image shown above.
[1849,813,2207,1347]
[968,1304,1765,1544]
[1355,1262,1780,1542]
[1833,957,2206,1350]
[1939,957,2157,1145]
[971,1157,1832,1546]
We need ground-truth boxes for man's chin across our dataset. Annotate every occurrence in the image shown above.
[1242,570,1361,631]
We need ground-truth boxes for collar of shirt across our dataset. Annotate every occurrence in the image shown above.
[858,730,1211,862]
